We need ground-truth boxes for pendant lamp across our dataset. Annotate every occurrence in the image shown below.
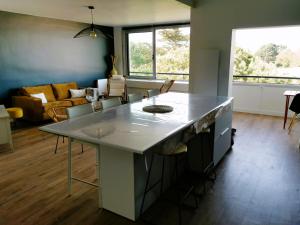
[73,6,110,39]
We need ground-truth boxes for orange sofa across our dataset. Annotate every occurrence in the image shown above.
[12,82,88,122]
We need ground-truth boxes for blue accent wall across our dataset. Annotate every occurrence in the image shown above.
[0,11,114,105]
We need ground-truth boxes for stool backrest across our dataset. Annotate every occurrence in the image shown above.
[128,93,143,103]
[160,79,175,93]
[67,104,93,119]
[101,97,122,110]
[47,107,68,122]
[289,93,300,114]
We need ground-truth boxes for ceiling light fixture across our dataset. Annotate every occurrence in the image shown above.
[73,6,110,39]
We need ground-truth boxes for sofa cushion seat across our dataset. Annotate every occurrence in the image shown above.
[64,98,88,106]
[52,82,78,100]
[22,84,56,102]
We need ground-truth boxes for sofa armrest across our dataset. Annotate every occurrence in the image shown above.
[12,96,44,121]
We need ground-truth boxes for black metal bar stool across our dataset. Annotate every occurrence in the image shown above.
[140,139,198,225]
[186,102,232,193]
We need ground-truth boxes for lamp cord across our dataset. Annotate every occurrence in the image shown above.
[90,8,94,25]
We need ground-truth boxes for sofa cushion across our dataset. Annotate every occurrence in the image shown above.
[43,100,73,115]
[22,84,56,102]
[30,93,48,104]
[64,97,88,106]
[70,89,86,98]
[52,82,78,100]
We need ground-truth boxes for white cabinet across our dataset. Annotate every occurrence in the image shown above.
[0,105,13,151]
[214,106,232,165]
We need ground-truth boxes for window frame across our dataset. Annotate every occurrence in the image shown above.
[124,24,190,80]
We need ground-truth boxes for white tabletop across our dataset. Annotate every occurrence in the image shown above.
[0,105,9,119]
[40,93,233,154]
[283,90,300,96]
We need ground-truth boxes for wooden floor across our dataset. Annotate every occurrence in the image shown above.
[0,113,300,225]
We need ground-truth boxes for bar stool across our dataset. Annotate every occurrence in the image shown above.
[187,102,232,193]
[127,93,144,103]
[140,138,198,225]
[288,93,300,134]
[146,89,160,98]
[194,110,218,183]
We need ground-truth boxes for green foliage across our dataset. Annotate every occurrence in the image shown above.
[234,47,255,79]
[256,43,286,63]
[158,28,189,49]
[129,42,152,73]
[128,28,190,80]
[275,49,300,68]
[234,44,300,84]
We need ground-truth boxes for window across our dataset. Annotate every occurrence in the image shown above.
[232,26,300,85]
[128,32,153,78]
[126,25,190,81]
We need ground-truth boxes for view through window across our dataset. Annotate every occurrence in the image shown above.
[233,26,300,84]
[127,26,190,80]
[128,32,153,77]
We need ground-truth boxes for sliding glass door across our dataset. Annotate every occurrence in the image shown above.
[128,31,154,78]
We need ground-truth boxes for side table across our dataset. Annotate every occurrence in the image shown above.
[283,90,300,129]
[0,105,14,151]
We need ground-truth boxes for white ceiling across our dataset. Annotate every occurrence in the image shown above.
[0,0,190,26]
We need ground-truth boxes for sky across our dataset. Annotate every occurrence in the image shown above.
[234,26,300,53]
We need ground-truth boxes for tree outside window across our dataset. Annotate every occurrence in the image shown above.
[233,27,300,85]
[127,26,190,80]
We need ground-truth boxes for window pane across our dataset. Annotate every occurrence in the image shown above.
[233,26,300,84]
[128,32,153,77]
[156,27,190,81]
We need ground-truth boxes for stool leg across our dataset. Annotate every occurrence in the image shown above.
[207,132,216,182]
[194,190,198,208]
[81,144,84,153]
[160,156,165,195]
[140,153,154,216]
[68,138,72,195]
[288,113,297,134]
[54,135,59,154]
[175,156,182,225]
[200,134,207,194]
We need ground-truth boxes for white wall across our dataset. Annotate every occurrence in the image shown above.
[232,83,300,117]
[190,0,300,96]
[189,49,219,95]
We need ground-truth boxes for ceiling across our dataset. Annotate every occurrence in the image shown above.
[0,0,190,27]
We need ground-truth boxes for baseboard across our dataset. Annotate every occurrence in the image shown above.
[233,107,292,118]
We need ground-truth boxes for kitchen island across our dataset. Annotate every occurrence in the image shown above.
[40,92,233,220]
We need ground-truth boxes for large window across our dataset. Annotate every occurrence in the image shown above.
[233,26,300,85]
[126,25,190,80]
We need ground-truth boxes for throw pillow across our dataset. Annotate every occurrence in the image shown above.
[70,89,86,98]
[30,93,48,104]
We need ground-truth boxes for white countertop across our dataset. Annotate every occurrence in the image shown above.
[40,93,233,154]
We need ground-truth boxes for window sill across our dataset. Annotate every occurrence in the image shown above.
[233,81,300,88]
[126,78,189,92]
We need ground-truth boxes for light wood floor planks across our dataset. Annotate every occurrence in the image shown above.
[0,113,300,225]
